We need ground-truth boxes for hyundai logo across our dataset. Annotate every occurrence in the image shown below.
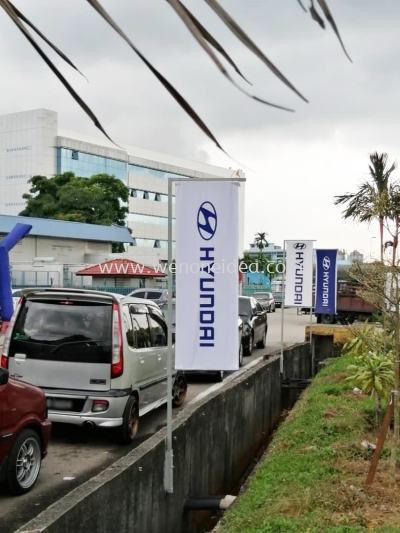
[197,202,217,240]
[323,256,330,270]
[293,242,306,250]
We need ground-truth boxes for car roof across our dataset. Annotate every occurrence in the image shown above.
[20,288,160,308]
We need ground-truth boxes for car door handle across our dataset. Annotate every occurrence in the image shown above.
[15,353,26,361]
[140,356,145,364]
[157,354,162,361]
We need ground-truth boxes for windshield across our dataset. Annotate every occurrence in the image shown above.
[10,299,113,363]
[274,292,282,297]
[239,297,251,316]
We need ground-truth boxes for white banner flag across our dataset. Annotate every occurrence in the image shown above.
[175,180,239,370]
[284,240,314,307]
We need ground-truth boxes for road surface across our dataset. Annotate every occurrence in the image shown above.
[0,308,312,533]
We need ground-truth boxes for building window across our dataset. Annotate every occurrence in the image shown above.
[57,148,128,183]
[130,238,175,249]
[128,188,175,203]
[128,163,190,181]
[127,213,175,226]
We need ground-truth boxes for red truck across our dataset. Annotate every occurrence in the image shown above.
[315,281,379,325]
[0,366,51,495]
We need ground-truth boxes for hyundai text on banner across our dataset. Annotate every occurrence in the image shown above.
[315,249,338,314]
[284,241,314,307]
[175,181,239,370]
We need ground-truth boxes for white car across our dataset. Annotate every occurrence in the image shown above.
[12,289,22,309]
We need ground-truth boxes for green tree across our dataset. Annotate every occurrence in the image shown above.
[19,172,129,252]
[334,153,398,262]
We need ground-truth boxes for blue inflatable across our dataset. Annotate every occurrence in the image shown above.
[0,223,32,322]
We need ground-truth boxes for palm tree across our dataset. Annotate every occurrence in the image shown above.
[334,153,398,262]
[254,232,269,253]
[0,0,350,152]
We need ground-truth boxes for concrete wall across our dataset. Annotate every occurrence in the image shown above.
[17,343,317,533]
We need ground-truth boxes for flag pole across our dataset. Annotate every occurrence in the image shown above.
[280,240,286,375]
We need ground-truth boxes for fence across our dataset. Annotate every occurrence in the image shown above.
[12,282,270,298]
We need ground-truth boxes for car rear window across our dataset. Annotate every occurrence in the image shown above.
[9,299,113,363]
[239,297,251,316]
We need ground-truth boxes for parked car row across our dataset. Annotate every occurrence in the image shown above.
[0,287,269,496]
[0,287,187,495]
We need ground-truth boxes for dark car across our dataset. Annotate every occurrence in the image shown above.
[0,366,51,495]
[239,296,268,356]
[273,291,283,308]
[159,299,244,381]
[252,292,276,313]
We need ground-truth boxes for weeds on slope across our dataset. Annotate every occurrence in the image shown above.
[216,354,400,533]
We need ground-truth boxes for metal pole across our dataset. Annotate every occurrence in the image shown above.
[280,241,286,375]
[310,256,314,376]
[164,178,174,493]
[163,176,246,493]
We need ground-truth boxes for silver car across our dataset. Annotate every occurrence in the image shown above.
[0,288,186,444]
[159,299,244,381]
[127,288,168,305]
[252,292,276,313]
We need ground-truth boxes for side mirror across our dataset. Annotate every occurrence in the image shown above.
[0,367,9,386]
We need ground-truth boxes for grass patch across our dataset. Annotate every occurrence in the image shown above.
[215,353,400,533]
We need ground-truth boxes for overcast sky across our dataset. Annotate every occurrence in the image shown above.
[1,0,399,258]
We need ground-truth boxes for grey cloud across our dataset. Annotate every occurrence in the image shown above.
[0,0,400,157]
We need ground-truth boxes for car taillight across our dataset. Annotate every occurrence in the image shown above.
[111,303,123,379]
[92,400,109,412]
[1,297,22,369]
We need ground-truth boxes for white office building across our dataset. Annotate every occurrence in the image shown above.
[0,109,245,262]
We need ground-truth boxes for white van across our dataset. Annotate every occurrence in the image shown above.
[0,288,187,444]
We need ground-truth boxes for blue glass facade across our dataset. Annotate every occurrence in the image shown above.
[128,163,188,180]
[57,148,128,183]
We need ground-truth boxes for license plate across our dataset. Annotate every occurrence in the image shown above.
[47,398,73,410]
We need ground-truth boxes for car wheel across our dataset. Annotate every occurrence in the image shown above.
[256,327,268,349]
[5,429,42,495]
[239,341,244,367]
[116,396,139,444]
[244,332,254,356]
[172,374,187,407]
[212,371,224,382]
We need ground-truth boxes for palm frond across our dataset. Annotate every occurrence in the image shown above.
[315,0,352,62]
[87,0,227,154]
[174,0,251,85]
[0,0,351,153]
[309,1,325,29]
[296,0,307,13]
[167,0,294,112]
[7,0,87,80]
[0,0,115,145]
[202,0,309,103]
